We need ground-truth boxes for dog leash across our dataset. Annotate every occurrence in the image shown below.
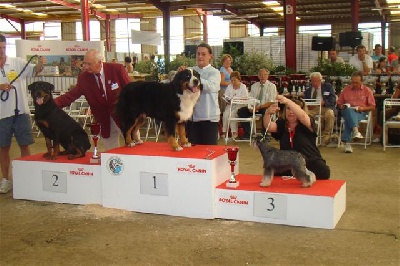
[1,55,38,123]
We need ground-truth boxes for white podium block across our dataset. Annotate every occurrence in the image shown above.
[101,142,233,219]
[216,174,346,229]
[12,152,102,204]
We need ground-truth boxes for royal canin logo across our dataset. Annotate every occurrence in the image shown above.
[31,45,50,52]
[66,47,89,52]
[219,194,249,205]
[177,164,207,174]
[69,167,94,176]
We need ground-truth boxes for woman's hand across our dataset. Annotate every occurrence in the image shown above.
[276,95,288,104]
[266,103,280,115]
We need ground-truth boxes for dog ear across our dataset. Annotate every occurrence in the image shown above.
[27,82,35,92]
[46,82,55,92]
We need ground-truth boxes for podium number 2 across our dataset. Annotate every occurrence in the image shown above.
[42,171,67,193]
[52,175,59,187]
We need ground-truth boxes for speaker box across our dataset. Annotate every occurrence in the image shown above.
[311,37,336,51]
[339,31,363,48]
[184,45,198,58]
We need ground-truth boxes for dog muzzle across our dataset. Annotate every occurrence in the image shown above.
[36,97,45,105]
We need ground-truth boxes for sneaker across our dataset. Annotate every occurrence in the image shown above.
[372,137,381,143]
[0,178,11,194]
[353,132,363,140]
[232,132,238,139]
[220,133,226,139]
[344,143,353,153]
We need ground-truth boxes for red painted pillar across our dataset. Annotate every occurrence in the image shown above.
[21,19,26,39]
[105,14,111,52]
[284,0,296,72]
[162,8,171,67]
[203,14,208,43]
[351,0,359,32]
[81,0,90,41]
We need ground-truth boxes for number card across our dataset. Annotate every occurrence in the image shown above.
[42,170,67,193]
[140,172,168,196]
[253,192,287,220]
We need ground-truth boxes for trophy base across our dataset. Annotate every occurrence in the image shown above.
[226,181,239,188]
[90,157,101,164]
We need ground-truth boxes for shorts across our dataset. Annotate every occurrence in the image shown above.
[0,114,34,147]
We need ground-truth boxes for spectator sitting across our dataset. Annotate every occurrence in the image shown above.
[349,45,374,75]
[124,56,133,73]
[374,57,389,74]
[329,49,344,64]
[237,68,277,139]
[387,46,398,66]
[390,48,400,74]
[371,44,385,63]
[373,83,400,144]
[303,72,337,146]
[220,71,248,139]
[337,71,376,153]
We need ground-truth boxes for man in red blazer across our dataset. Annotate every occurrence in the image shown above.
[55,49,131,151]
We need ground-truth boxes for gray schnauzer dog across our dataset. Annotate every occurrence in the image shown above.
[253,135,316,188]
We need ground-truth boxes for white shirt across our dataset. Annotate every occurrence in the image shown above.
[224,82,248,101]
[249,80,277,105]
[349,54,373,73]
[0,57,35,119]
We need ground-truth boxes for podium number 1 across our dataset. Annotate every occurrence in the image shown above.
[253,193,287,220]
[140,172,168,196]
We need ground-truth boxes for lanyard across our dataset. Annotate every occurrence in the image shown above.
[288,126,296,148]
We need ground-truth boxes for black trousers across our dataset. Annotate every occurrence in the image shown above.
[186,120,219,145]
[237,107,266,136]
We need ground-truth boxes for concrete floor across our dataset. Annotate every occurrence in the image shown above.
[0,133,399,265]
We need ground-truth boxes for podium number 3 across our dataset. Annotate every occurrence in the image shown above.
[52,174,59,187]
[152,176,157,189]
[267,197,275,211]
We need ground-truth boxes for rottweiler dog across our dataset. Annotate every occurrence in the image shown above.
[28,81,91,160]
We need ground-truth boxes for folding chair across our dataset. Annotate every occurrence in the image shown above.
[304,99,322,146]
[144,117,163,142]
[225,97,260,145]
[338,110,373,149]
[383,98,400,151]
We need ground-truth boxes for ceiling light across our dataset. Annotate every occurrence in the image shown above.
[0,4,16,8]
[263,1,280,6]
[390,10,400,14]
[386,0,400,3]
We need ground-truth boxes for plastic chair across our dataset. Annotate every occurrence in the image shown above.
[225,97,260,145]
[338,110,373,149]
[304,99,322,146]
[383,98,400,151]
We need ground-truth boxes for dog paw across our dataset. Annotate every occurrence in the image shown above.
[174,146,183,151]
[260,182,270,187]
[135,139,143,145]
[182,142,191,147]
[127,142,136,147]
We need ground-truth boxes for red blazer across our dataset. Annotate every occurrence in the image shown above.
[55,62,131,138]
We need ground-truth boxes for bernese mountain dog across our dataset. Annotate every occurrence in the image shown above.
[28,81,91,160]
[116,68,202,151]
